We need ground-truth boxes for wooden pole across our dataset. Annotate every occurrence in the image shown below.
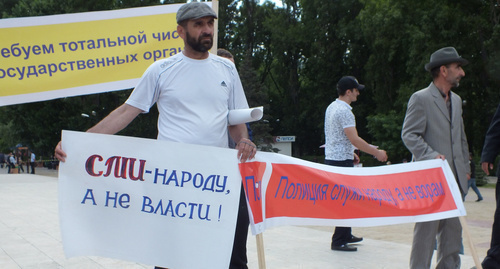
[256,233,267,269]
[459,216,482,269]
[210,0,219,55]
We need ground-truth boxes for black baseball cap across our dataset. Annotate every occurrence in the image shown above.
[337,76,365,92]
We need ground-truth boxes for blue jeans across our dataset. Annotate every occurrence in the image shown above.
[466,177,483,200]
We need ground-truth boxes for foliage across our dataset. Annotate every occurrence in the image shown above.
[239,52,277,152]
[2,0,500,165]
[366,110,409,163]
[0,121,16,152]
[358,0,500,160]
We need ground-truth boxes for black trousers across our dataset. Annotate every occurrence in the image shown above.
[483,174,500,268]
[325,159,354,247]
[229,184,250,269]
[30,161,35,174]
[155,184,249,269]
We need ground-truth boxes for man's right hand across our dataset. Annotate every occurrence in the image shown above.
[55,141,66,162]
[375,149,388,162]
[482,162,494,175]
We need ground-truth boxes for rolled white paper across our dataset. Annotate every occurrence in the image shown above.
[228,106,264,126]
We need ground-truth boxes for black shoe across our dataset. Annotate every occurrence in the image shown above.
[331,244,357,251]
[348,236,363,244]
[476,198,483,202]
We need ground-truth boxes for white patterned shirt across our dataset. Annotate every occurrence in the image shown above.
[324,99,356,161]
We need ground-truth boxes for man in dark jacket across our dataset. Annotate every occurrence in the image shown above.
[480,103,500,268]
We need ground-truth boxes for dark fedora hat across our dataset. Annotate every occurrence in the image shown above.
[424,47,469,71]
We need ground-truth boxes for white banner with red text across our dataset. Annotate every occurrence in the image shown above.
[239,152,466,235]
[58,130,241,269]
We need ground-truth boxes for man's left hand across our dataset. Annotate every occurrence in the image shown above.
[236,138,257,163]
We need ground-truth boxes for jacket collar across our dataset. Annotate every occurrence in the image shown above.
[429,82,451,122]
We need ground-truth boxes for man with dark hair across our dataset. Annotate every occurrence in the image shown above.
[56,2,255,268]
[402,47,470,268]
[324,76,388,252]
[217,48,234,60]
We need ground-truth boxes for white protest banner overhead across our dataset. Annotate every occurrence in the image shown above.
[58,130,240,269]
[0,3,216,106]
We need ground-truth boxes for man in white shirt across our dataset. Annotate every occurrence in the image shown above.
[8,153,16,174]
[55,2,256,268]
[324,76,388,252]
[29,151,35,174]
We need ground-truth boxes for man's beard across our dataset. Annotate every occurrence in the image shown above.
[449,77,461,88]
[186,31,213,53]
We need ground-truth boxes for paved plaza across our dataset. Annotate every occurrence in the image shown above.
[0,166,495,268]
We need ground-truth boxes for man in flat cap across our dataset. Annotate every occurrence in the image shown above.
[402,47,470,268]
[55,2,255,268]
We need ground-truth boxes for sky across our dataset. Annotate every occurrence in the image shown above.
[260,0,283,7]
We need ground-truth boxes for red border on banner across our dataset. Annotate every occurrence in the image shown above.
[240,162,457,225]
[240,162,266,224]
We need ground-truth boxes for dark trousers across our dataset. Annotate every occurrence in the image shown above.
[230,184,250,269]
[155,184,249,269]
[483,175,500,268]
[30,162,35,174]
[325,159,354,247]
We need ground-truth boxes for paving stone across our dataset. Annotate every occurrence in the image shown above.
[0,167,490,268]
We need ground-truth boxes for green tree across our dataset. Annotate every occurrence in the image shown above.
[3,0,500,165]
[217,0,240,52]
[298,0,367,158]
[239,52,276,151]
[358,0,500,162]
[224,0,278,150]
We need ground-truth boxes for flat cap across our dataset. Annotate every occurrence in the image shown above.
[176,2,217,24]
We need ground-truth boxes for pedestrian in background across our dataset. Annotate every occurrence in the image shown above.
[466,153,483,202]
[29,150,36,174]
